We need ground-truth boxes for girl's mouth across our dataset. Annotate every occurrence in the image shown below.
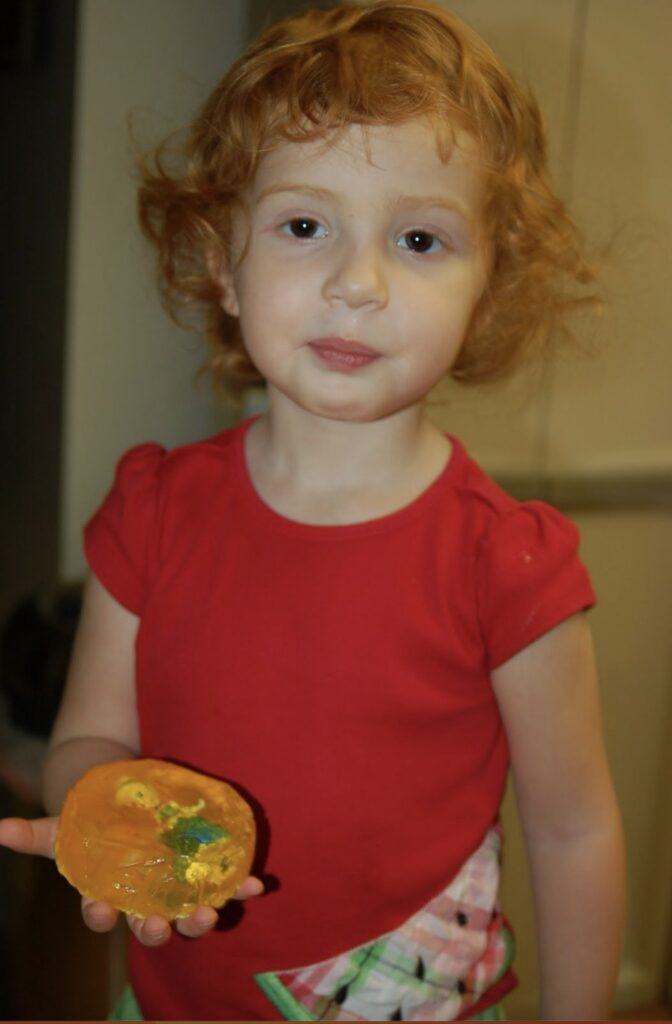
[308,337,380,371]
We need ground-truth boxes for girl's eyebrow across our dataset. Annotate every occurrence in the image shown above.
[255,183,335,204]
[391,194,476,227]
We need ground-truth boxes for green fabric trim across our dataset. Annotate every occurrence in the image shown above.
[108,985,143,1022]
[255,938,390,1020]
[494,924,516,984]
[335,939,390,997]
[254,971,317,1021]
[468,1002,506,1021]
[110,970,506,1021]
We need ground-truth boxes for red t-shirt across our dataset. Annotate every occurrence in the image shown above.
[84,418,595,1020]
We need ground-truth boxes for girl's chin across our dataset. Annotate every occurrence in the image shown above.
[269,386,375,422]
[267,375,414,425]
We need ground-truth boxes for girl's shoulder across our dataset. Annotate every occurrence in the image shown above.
[84,423,248,614]
[111,421,246,497]
[447,439,595,669]
[448,436,580,552]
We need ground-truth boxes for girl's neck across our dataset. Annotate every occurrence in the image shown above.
[243,396,452,526]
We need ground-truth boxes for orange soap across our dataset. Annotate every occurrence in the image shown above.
[55,759,256,919]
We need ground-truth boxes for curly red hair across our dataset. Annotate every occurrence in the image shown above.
[137,0,598,390]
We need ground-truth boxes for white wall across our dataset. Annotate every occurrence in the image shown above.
[60,0,247,579]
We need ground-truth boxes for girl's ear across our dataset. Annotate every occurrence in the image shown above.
[205,246,240,318]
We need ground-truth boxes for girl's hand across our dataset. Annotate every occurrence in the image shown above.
[0,815,264,946]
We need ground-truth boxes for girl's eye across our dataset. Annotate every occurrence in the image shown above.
[281,218,327,240]
[397,230,442,255]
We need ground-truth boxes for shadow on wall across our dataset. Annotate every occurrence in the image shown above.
[248,0,335,36]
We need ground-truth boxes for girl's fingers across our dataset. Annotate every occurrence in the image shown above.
[81,897,120,933]
[125,880,265,945]
[126,913,172,946]
[83,900,170,944]
[83,876,265,946]
[0,816,59,859]
[175,905,219,938]
[234,875,264,899]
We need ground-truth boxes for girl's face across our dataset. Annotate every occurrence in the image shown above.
[217,118,489,424]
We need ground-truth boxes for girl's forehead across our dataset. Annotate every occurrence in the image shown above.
[250,119,484,210]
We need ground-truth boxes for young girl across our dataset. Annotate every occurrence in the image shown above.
[0,1,625,1020]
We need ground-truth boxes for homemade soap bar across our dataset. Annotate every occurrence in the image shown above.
[55,758,256,919]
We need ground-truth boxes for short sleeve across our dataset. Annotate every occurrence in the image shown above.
[476,501,596,669]
[83,443,166,614]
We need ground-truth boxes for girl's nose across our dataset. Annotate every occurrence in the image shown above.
[322,241,389,309]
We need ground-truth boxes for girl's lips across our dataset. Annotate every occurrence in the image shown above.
[308,337,380,371]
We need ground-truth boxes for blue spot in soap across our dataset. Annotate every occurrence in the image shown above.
[161,816,231,856]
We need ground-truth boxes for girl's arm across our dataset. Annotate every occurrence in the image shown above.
[491,612,626,1020]
[0,574,262,945]
[43,570,141,812]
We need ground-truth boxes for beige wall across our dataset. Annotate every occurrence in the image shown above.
[427,0,582,478]
[428,1,672,1016]
[60,0,247,579]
